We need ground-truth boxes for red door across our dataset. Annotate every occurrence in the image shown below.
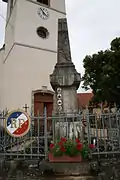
[34,93,53,116]
[44,102,53,130]
[34,102,44,116]
[34,92,53,131]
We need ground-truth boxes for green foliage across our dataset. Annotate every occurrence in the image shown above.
[82,37,120,106]
[81,143,89,158]
[64,139,79,157]
[111,37,120,51]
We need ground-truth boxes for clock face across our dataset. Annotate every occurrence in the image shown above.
[37,7,49,20]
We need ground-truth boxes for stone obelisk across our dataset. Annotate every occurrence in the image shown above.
[50,18,81,116]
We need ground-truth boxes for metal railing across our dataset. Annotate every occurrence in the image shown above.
[0,110,120,159]
[0,111,53,160]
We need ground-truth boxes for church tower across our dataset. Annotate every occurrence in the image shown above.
[1,0,66,115]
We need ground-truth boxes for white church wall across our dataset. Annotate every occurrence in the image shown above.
[1,44,57,112]
[29,0,66,13]
[4,1,17,61]
[0,48,4,109]
[1,0,66,112]
[0,48,4,63]
[14,0,65,51]
[51,0,66,13]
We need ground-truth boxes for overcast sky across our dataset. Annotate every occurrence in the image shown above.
[0,0,120,92]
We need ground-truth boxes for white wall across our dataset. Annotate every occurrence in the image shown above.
[28,0,66,13]
[0,49,4,107]
[1,44,57,111]
[1,0,66,112]
[4,0,66,59]
[51,0,66,13]
[4,2,17,60]
[14,0,65,51]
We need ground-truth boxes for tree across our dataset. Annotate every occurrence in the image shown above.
[82,37,120,106]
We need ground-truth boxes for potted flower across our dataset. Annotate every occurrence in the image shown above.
[48,137,95,162]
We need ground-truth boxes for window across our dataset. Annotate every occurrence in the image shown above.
[36,0,49,6]
[2,0,8,2]
[36,27,49,39]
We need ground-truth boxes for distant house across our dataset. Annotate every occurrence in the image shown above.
[77,93,116,114]
[77,93,93,109]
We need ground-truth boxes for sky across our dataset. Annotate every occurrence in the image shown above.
[0,0,120,92]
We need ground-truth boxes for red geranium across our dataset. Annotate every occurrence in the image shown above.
[76,143,83,151]
[58,137,67,146]
[58,141,63,146]
[60,137,67,142]
[60,146,66,152]
[89,144,95,149]
[50,143,54,149]
[49,138,95,158]
[76,138,80,144]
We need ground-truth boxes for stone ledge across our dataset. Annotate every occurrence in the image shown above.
[53,176,96,180]
[49,162,91,176]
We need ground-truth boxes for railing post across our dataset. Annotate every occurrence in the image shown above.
[86,107,90,145]
[37,111,40,158]
[52,112,54,142]
[44,106,48,160]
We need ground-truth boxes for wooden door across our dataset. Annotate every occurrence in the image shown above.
[44,102,53,130]
[34,101,44,116]
[34,92,53,131]
[34,93,53,116]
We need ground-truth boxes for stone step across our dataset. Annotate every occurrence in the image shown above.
[55,176,96,180]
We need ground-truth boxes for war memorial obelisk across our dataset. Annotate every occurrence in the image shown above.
[50,18,81,116]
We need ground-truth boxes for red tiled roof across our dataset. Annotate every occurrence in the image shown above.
[77,93,93,108]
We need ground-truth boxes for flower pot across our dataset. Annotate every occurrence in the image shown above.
[48,153,82,162]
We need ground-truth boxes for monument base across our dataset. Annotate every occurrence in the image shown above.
[49,162,95,176]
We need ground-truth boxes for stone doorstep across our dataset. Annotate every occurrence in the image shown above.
[55,173,92,176]
[55,176,96,180]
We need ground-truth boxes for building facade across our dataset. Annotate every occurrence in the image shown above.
[0,0,66,115]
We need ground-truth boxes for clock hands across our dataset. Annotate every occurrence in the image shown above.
[38,7,49,20]
[40,7,48,17]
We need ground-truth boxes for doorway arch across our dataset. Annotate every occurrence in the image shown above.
[32,89,54,116]
[31,89,54,132]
